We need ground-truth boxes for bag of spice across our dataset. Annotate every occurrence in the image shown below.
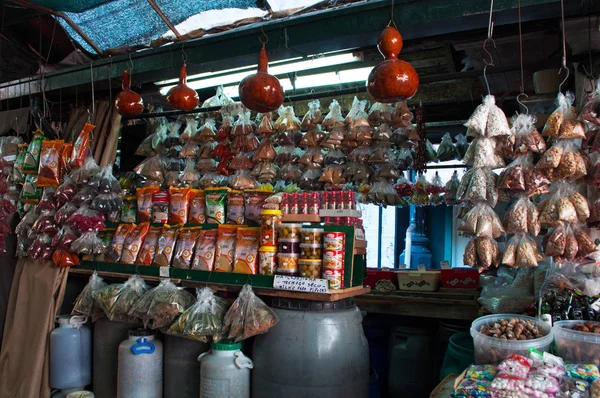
[70,123,95,170]
[70,231,108,259]
[128,278,195,329]
[152,224,180,267]
[167,287,230,342]
[204,187,229,224]
[72,271,108,319]
[137,225,162,265]
[226,190,245,225]
[172,227,202,269]
[233,227,260,274]
[93,274,149,322]
[215,224,240,272]
[189,189,206,224]
[191,229,218,271]
[136,186,160,223]
[168,186,193,224]
[120,222,150,264]
[37,140,64,187]
[222,284,279,342]
[106,223,135,263]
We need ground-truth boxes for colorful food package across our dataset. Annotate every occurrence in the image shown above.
[205,187,229,224]
[121,196,137,223]
[20,175,41,203]
[189,189,206,224]
[233,227,260,274]
[227,190,245,225]
[172,227,202,269]
[52,249,80,268]
[23,131,45,174]
[168,186,192,224]
[215,224,240,272]
[106,223,135,263]
[504,196,540,236]
[222,284,279,342]
[137,186,160,223]
[36,140,64,187]
[152,224,180,267]
[12,143,27,184]
[94,274,149,322]
[70,123,95,169]
[191,229,218,271]
[120,222,150,264]
[137,226,162,266]
[244,191,271,225]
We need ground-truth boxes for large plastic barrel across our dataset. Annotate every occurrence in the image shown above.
[93,319,139,398]
[163,334,208,398]
[440,332,474,380]
[252,298,369,398]
[388,326,434,398]
[198,341,253,398]
[50,316,92,390]
[117,329,163,398]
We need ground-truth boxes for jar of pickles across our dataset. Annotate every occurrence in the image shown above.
[299,259,322,279]
[259,246,277,275]
[300,244,322,260]
[279,239,300,254]
[260,209,282,246]
[279,223,302,239]
[300,228,324,245]
[277,253,299,275]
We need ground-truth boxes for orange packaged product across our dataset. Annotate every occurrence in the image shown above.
[137,226,162,265]
[189,189,206,224]
[61,143,73,175]
[169,186,193,224]
[37,140,65,187]
[137,186,160,222]
[215,224,240,272]
[152,224,180,267]
[106,223,135,263]
[233,227,260,274]
[172,227,202,269]
[53,249,80,268]
[120,222,150,264]
[191,229,218,271]
[70,123,95,169]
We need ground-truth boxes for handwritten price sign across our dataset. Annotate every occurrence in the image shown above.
[273,275,329,293]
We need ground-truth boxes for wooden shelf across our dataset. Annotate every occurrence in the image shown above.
[68,267,182,284]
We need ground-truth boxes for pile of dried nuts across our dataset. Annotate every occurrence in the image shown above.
[564,322,600,334]
[479,318,545,340]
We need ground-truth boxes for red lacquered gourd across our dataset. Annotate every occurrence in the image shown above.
[239,44,284,113]
[114,70,144,116]
[166,62,199,110]
[367,26,419,103]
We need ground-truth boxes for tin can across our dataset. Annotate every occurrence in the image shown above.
[323,249,344,270]
[324,231,345,251]
[322,268,344,290]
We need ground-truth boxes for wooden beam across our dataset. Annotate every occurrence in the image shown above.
[146,0,181,38]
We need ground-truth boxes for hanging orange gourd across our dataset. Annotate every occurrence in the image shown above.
[166,62,199,110]
[239,43,284,113]
[367,25,419,103]
[114,70,144,116]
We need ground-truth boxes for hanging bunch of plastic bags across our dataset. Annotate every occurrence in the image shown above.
[436,133,457,162]
[463,236,501,271]
[94,274,149,322]
[90,165,123,213]
[543,224,597,262]
[457,168,498,207]
[538,183,590,228]
[535,140,588,182]
[462,137,505,169]
[464,95,511,138]
[301,99,323,131]
[72,271,107,319]
[443,171,461,205]
[503,113,546,159]
[543,92,586,139]
[457,202,505,238]
[128,279,195,329]
[504,196,541,236]
[222,284,279,342]
[135,120,167,157]
[502,233,544,268]
[167,287,230,342]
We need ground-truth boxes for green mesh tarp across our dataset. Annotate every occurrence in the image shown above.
[28,0,113,13]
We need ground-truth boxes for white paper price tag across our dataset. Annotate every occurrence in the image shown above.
[417,264,426,271]
[159,267,170,278]
[440,261,451,269]
[273,275,329,293]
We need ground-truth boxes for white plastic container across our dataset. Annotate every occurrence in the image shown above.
[553,320,600,364]
[470,314,553,365]
[396,270,441,292]
[198,341,253,398]
[50,315,92,390]
[117,329,163,398]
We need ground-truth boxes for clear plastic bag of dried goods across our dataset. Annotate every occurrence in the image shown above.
[390,101,413,129]
[462,136,505,169]
[457,168,498,206]
[498,153,535,193]
[72,271,107,318]
[579,80,600,125]
[538,182,589,228]
[134,154,166,182]
[70,231,107,257]
[396,147,413,170]
[503,233,544,268]
[454,133,469,160]
[298,168,323,191]
[509,113,546,157]
[299,126,325,148]
[443,171,461,205]
[299,147,324,169]
[536,140,588,182]
[93,274,148,322]
[251,161,278,184]
[181,158,198,185]
[504,196,540,236]
[457,202,505,238]
[167,287,230,342]
[253,138,277,163]
[136,122,167,157]
[197,118,217,142]
[463,237,500,271]
[366,181,405,207]
[424,139,438,163]
[543,92,585,139]
[274,106,300,133]
[256,112,274,136]
[230,169,259,191]
[278,163,302,183]
[436,133,457,162]
[322,99,345,131]
[70,156,100,185]
[368,102,393,126]
[464,95,511,137]
[343,162,373,186]
[128,279,195,329]
[180,117,198,142]
[222,284,278,342]
[301,99,323,130]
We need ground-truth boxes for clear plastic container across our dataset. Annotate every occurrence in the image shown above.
[279,223,302,239]
[278,238,300,254]
[300,244,322,260]
[300,228,324,244]
[470,314,552,365]
[299,259,322,279]
[277,253,299,276]
[553,320,600,364]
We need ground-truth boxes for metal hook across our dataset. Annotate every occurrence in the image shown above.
[128,53,134,71]
[558,66,570,93]
[482,38,496,95]
[516,93,529,114]
[259,26,268,45]
[181,42,188,62]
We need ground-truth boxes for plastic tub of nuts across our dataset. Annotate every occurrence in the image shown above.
[553,320,600,365]
[470,314,552,365]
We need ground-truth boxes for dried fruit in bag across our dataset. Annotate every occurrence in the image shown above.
[128,279,194,329]
[574,226,596,259]
[498,154,534,192]
[301,99,322,130]
[543,92,585,139]
[256,113,274,136]
[106,223,135,263]
[457,202,505,238]
[191,229,218,271]
[457,168,498,206]
[222,284,278,342]
[544,226,566,257]
[231,169,259,191]
[274,106,300,133]
[215,224,240,272]
[172,227,202,269]
[570,191,590,222]
[508,113,546,156]
[462,137,504,168]
[153,224,180,267]
[120,222,150,264]
[72,271,107,318]
[233,227,260,274]
[137,225,162,265]
[322,99,345,131]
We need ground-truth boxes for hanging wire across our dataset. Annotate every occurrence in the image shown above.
[482,0,496,95]
[558,0,569,92]
[90,61,95,120]
[388,0,397,29]
[259,26,268,45]
[108,56,113,105]
[128,53,134,72]
[516,0,529,114]
[181,42,188,62]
